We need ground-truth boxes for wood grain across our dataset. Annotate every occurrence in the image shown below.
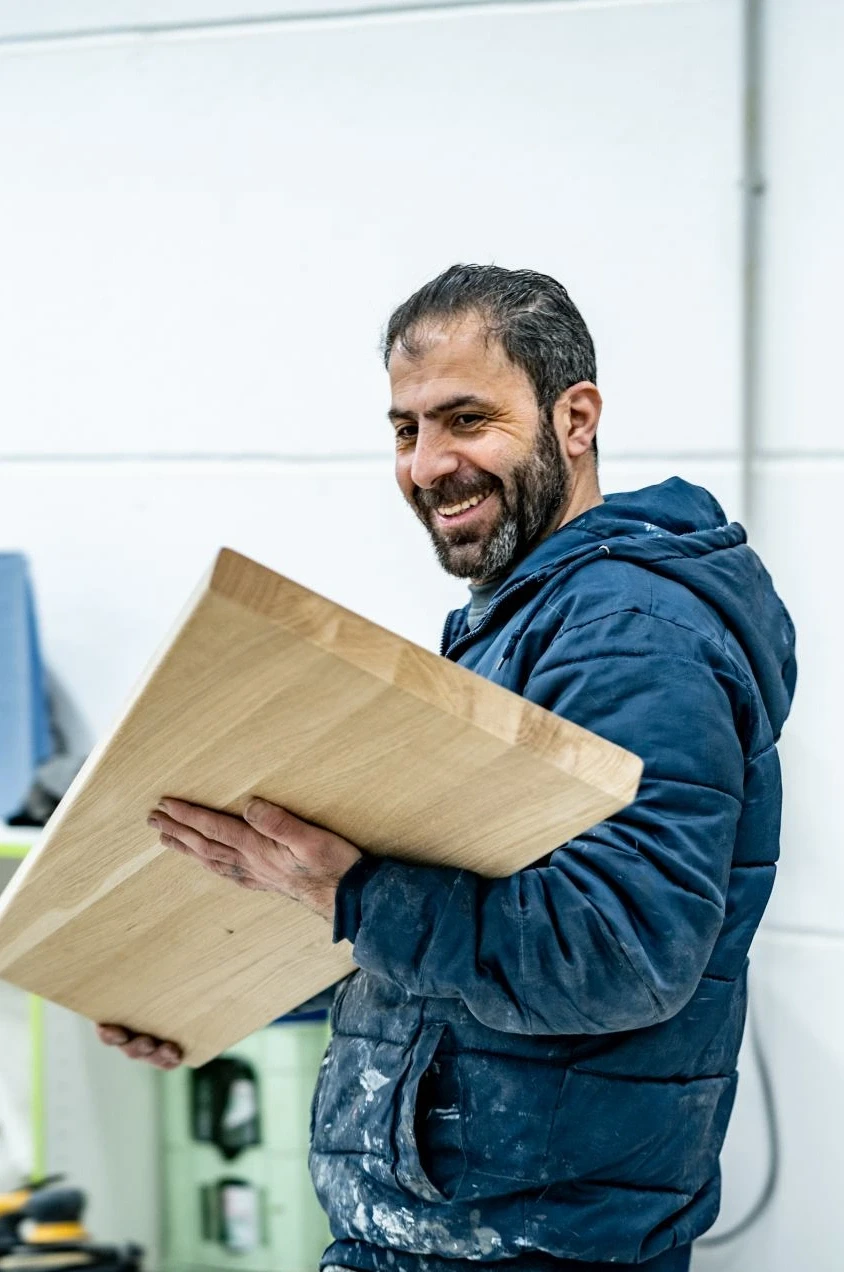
[0,549,642,1065]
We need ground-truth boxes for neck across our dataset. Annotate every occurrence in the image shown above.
[557,464,603,530]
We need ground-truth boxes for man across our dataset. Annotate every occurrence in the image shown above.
[99,265,796,1272]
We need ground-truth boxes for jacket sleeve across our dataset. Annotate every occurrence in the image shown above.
[333,611,748,1034]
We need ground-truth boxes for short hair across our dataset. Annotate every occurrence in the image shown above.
[382,263,597,454]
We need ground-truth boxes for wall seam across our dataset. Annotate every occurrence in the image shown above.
[0,0,700,51]
[0,451,745,465]
[741,0,764,531]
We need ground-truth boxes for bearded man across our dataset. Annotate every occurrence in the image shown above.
[100,265,796,1272]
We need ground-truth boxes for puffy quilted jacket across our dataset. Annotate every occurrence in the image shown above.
[310,479,796,1271]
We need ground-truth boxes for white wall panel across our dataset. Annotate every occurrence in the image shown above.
[758,0,844,454]
[752,460,841,934]
[0,0,743,459]
[0,0,496,40]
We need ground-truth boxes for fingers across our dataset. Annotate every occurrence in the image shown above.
[97,1024,129,1045]
[156,830,259,887]
[149,811,241,865]
[97,1024,183,1069]
[155,799,251,852]
[149,795,347,898]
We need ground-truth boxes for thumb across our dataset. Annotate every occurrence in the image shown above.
[243,797,318,850]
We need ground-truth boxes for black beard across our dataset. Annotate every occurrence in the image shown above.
[412,415,570,581]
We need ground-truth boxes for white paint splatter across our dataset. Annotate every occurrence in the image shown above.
[474,1225,503,1255]
[353,1202,369,1235]
[359,1066,390,1103]
[430,1105,460,1120]
[365,1202,505,1258]
[371,1203,417,1245]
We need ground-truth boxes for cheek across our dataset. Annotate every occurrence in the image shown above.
[465,437,516,485]
[471,420,520,457]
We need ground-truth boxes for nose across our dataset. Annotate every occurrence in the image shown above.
[409,424,461,490]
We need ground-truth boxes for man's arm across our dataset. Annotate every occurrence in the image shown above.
[333,611,749,1035]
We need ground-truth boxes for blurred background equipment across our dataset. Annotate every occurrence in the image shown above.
[161,1019,331,1272]
[0,557,53,825]
[0,555,87,828]
[191,1056,262,1162]
[0,1179,60,1255]
[0,1179,142,1271]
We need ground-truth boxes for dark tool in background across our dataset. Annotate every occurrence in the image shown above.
[0,1180,142,1271]
[191,1056,262,1161]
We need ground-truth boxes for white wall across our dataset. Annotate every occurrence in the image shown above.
[4,0,836,1267]
[724,1,844,1267]
[0,0,745,732]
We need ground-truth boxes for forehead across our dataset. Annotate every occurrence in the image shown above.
[388,316,532,413]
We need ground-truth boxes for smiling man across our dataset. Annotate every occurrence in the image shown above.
[388,305,600,584]
[99,265,796,1272]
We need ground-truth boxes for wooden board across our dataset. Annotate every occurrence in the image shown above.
[0,549,642,1066]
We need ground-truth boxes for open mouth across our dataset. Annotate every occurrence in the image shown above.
[434,488,495,526]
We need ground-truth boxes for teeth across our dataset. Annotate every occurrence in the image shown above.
[438,490,491,517]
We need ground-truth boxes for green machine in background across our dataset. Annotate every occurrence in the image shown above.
[159,1017,331,1272]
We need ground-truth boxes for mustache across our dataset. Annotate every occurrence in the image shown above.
[414,475,502,513]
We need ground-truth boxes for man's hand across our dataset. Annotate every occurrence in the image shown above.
[96,1025,183,1069]
[95,798,362,1064]
[146,795,363,922]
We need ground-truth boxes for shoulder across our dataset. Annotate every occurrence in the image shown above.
[517,561,755,764]
[505,557,754,714]
[535,557,730,663]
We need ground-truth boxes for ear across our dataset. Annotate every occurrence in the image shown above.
[552,382,602,460]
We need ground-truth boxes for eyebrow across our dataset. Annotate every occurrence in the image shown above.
[387,394,494,424]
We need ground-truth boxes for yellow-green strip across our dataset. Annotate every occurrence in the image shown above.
[0,840,45,1176]
[29,995,46,1178]
[0,844,30,858]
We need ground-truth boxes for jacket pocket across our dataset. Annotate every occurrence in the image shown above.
[395,1025,466,1203]
[455,1050,565,1196]
[310,1032,411,1166]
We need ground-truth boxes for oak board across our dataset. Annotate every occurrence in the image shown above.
[0,549,642,1065]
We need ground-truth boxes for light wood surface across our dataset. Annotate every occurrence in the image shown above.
[0,549,642,1066]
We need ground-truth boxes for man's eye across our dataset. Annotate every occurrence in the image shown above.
[454,414,484,427]
[395,425,417,443]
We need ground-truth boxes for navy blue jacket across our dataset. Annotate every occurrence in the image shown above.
[310,479,796,1270]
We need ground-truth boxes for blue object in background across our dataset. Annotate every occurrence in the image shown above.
[0,554,52,821]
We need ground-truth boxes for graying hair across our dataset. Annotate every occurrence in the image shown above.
[382,263,597,455]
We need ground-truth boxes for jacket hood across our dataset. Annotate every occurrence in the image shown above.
[496,477,797,738]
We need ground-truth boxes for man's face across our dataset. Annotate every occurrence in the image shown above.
[389,315,570,582]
